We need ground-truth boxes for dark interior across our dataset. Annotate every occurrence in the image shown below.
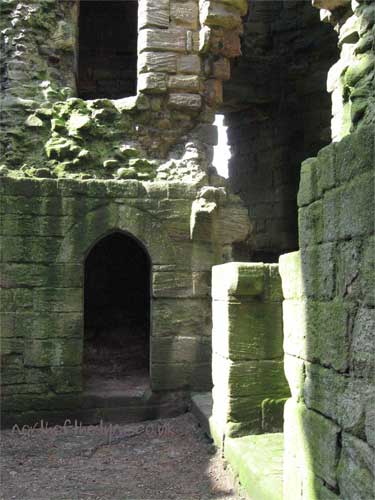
[84,232,150,388]
[78,0,138,99]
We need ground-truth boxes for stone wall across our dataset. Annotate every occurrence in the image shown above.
[221,0,339,260]
[0,176,249,423]
[0,0,248,173]
[280,124,374,499]
[210,262,289,446]
[277,0,374,496]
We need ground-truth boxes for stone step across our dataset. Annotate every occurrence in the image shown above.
[224,433,284,500]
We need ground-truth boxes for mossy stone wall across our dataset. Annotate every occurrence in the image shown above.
[0,176,249,422]
[280,125,374,499]
[210,262,290,446]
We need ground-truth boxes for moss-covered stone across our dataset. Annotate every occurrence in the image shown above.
[224,434,284,500]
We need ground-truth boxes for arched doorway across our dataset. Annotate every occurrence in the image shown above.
[78,0,138,99]
[84,231,151,392]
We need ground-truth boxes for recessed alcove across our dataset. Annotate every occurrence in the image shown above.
[84,231,150,395]
[78,0,138,99]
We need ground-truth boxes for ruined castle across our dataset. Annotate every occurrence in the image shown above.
[1,0,374,498]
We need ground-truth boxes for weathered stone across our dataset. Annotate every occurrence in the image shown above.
[153,271,210,298]
[212,301,283,361]
[337,433,375,500]
[212,355,288,401]
[261,398,287,433]
[24,338,82,367]
[279,251,305,300]
[224,434,283,500]
[283,298,350,372]
[177,55,201,74]
[350,307,375,378]
[212,262,266,300]
[139,28,190,53]
[151,362,211,391]
[284,400,341,491]
[138,0,170,29]
[138,73,167,94]
[152,298,211,337]
[200,2,242,30]
[151,336,211,364]
[304,363,372,435]
[168,75,201,93]
[284,354,305,401]
[168,93,202,110]
[171,2,199,29]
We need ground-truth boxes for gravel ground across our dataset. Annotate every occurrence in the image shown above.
[0,413,245,500]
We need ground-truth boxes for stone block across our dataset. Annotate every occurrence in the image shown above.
[337,172,374,241]
[224,434,283,500]
[170,1,199,29]
[284,354,305,401]
[168,74,201,92]
[1,263,82,289]
[304,363,372,436]
[212,387,261,432]
[261,398,287,433]
[138,0,169,29]
[316,144,337,195]
[153,271,210,298]
[31,313,83,339]
[337,433,374,500]
[0,288,33,312]
[151,362,211,391]
[2,236,61,263]
[335,238,362,300]
[283,298,349,372]
[279,251,305,300]
[33,288,83,313]
[361,235,375,307]
[301,243,336,300]
[168,93,202,110]
[350,306,375,378]
[151,336,211,364]
[212,301,283,361]
[139,29,188,53]
[138,73,167,94]
[204,78,223,106]
[49,367,82,393]
[24,338,82,367]
[0,337,24,355]
[298,158,318,207]
[212,355,288,400]
[212,262,266,300]
[200,2,242,30]
[152,298,211,337]
[284,400,340,491]
[177,55,201,74]
[138,52,177,74]
[298,200,324,247]
[212,57,231,80]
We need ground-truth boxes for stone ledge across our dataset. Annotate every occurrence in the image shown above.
[224,433,284,500]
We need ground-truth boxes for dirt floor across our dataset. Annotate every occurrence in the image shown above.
[0,413,245,500]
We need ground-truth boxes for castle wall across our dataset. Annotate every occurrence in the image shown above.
[279,0,374,495]
[222,0,339,260]
[0,175,249,424]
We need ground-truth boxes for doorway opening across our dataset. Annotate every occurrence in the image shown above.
[84,231,151,394]
[78,0,138,99]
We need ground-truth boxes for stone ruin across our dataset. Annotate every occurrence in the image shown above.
[0,0,374,498]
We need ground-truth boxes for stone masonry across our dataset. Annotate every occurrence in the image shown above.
[210,262,289,445]
[0,0,251,424]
